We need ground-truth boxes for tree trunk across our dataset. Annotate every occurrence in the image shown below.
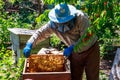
[36,0,42,15]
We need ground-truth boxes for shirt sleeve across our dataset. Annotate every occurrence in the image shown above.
[27,21,53,47]
[73,11,98,53]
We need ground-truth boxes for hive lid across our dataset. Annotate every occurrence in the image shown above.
[37,48,63,55]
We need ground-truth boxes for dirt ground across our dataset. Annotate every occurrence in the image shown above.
[100,48,117,78]
[100,59,113,77]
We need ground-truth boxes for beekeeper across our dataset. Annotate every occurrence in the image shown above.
[23,3,100,80]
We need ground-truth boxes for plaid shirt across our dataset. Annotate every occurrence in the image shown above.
[28,10,97,53]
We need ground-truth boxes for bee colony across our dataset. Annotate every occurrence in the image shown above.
[22,48,71,80]
[28,54,65,72]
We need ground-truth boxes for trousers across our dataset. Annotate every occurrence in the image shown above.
[69,41,100,80]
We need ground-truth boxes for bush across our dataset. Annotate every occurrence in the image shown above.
[0,48,25,80]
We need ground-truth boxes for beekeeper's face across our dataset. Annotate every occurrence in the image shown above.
[55,18,75,33]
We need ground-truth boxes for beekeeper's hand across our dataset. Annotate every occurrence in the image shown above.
[23,42,32,58]
[63,45,74,57]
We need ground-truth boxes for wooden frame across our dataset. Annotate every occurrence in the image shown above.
[22,59,71,80]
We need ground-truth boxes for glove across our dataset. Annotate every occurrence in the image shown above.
[63,45,74,57]
[23,42,32,58]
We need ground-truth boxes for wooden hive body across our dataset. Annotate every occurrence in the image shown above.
[22,59,71,80]
[22,48,71,80]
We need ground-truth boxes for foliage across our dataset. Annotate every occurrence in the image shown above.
[50,34,61,47]
[0,12,33,48]
[50,34,65,50]
[99,70,108,80]
[36,10,50,23]
[7,0,16,4]
[82,0,120,57]
[41,0,120,56]
[0,0,37,48]
[35,9,50,29]
[0,0,4,9]
[43,0,78,4]
[19,1,37,24]
[0,48,25,80]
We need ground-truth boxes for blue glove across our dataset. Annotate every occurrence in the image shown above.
[63,45,74,57]
[23,42,32,58]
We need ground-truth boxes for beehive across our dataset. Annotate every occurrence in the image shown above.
[22,48,71,80]
[22,58,71,80]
